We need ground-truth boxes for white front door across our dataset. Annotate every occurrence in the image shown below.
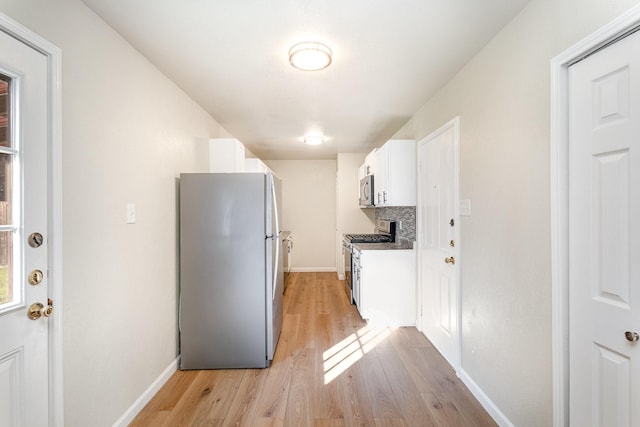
[417,118,460,369]
[0,28,50,426]
[569,28,640,426]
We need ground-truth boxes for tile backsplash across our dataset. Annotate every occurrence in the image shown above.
[375,206,416,242]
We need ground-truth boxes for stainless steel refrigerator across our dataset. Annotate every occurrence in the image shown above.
[179,172,284,369]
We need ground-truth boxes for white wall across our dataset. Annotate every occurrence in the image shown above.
[391,0,640,425]
[0,0,232,425]
[265,160,337,271]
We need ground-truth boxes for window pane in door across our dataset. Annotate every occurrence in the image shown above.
[0,231,13,305]
[0,73,16,309]
[0,77,9,147]
[0,153,12,225]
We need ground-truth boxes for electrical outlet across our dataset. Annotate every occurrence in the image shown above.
[459,199,471,216]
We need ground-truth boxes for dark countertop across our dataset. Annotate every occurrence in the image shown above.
[352,240,414,251]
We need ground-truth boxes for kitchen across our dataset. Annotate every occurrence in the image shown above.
[0,0,638,426]
[199,137,418,334]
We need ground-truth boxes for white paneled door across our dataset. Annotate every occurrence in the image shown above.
[569,29,640,426]
[0,28,50,426]
[417,118,460,369]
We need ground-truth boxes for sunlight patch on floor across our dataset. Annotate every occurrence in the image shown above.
[323,324,394,384]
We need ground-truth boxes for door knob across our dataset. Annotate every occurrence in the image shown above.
[28,300,53,320]
[444,256,455,265]
[625,331,639,342]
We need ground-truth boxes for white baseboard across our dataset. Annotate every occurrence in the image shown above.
[458,368,514,427]
[112,356,179,427]
[290,267,336,273]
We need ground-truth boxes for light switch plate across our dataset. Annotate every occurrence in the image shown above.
[459,199,471,216]
[126,203,136,224]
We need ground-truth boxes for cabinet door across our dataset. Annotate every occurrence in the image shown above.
[353,252,361,308]
[375,143,389,205]
[357,164,366,181]
[365,149,377,176]
[358,249,416,326]
[376,139,415,207]
[387,139,416,206]
[209,138,245,172]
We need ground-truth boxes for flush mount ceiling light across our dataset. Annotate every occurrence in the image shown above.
[304,135,324,146]
[289,42,333,71]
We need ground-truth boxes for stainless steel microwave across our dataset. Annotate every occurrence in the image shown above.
[359,175,374,208]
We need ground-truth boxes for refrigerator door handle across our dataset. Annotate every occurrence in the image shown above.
[273,238,280,300]
[271,177,281,236]
[270,177,280,299]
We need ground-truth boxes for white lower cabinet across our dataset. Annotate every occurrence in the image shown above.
[356,247,416,326]
[352,248,362,308]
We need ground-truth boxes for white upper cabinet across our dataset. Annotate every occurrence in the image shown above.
[374,139,416,207]
[209,139,276,175]
[357,164,366,181]
[245,158,274,175]
[375,143,389,205]
[209,138,245,172]
[364,149,377,176]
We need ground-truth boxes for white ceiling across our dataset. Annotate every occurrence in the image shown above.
[81,0,530,160]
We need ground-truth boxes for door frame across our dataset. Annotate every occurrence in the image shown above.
[0,11,63,426]
[416,116,461,371]
[550,5,640,426]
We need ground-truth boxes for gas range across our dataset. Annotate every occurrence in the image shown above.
[342,219,396,306]
[343,219,396,244]
[343,233,393,244]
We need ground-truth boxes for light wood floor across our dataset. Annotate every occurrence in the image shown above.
[131,272,496,426]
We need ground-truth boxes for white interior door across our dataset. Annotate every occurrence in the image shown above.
[417,118,460,369]
[569,28,640,426]
[0,28,50,426]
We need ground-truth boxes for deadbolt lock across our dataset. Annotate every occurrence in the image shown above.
[28,300,53,320]
[449,219,455,227]
[28,232,44,248]
[28,269,44,285]
[445,256,455,265]
[449,240,455,247]
[625,331,639,342]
